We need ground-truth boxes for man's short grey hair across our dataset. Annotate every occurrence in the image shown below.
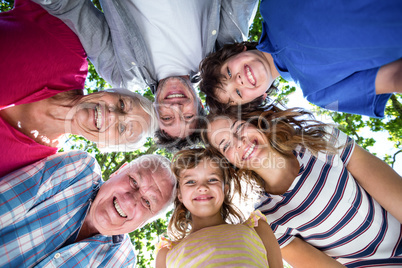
[99,88,158,152]
[125,154,177,226]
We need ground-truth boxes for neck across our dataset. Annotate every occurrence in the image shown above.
[190,213,226,234]
[0,99,73,147]
[254,153,299,195]
[261,51,280,79]
[76,212,99,242]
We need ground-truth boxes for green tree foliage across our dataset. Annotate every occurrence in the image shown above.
[1,2,400,267]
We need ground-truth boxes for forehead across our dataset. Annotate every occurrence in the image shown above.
[160,119,197,138]
[209,117,234,132]
[215,87,231,105]
[180,159,222,179]
[130,159,173,201]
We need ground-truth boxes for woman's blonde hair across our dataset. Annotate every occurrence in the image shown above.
[167,148,245,242]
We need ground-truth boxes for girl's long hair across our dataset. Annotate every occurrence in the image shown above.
[168,148,245,242]
[202,103,339,189]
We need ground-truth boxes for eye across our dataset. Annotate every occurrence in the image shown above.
[119,99,125,111]
[208,178,219,183]
[236,89,242,98]
[141,198,151,209]
[227,67,232,78]
[184,180,196,185]
[223,143,229,153]
[235,122,245,136]
[119,123,126,134]
[129,176,138,189]
[184,115,194,120]
[161,116,173,121]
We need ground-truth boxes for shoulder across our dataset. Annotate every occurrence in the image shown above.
[155,238,171,268]
[244,210,268,228]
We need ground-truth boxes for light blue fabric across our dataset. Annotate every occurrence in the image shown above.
[257,0,402,117]
[0,151,136,268]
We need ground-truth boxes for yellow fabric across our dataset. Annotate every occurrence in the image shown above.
[156,210,269,267]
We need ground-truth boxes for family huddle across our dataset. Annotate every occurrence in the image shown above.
[1,0,401,267]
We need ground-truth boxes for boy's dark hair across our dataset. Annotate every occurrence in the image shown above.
[199,41,276,114]
[154,104,207,152]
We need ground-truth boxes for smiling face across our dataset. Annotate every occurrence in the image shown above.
[68,91,152,147]
[87,157,174,235]
[206,117,272,170]
[217,50,274,106]
[178,159,227,220]
[154,76,200,138]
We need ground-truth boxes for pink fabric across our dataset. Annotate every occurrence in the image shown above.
[0,117,58,177]
[0,0,88,177]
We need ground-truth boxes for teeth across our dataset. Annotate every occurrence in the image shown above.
[246,66,256,85]
[114,199,127,218]
[244,143,256,159]
[95,105,102,130]
[166,94,185,99]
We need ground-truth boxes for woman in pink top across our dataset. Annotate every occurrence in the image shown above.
[0,0,157,177]
[155,148,283,268]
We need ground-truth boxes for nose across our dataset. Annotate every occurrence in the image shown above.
[235,136,244,149]
[235,73,243,85]
[197,182,209,192]
[107,108,125,126]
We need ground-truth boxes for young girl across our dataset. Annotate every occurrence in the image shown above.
[155,148,283,268]
[202,105,402,267]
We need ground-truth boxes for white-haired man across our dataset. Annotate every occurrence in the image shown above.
[0,151,176,267]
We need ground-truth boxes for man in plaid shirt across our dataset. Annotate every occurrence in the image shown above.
[0,151,176,267]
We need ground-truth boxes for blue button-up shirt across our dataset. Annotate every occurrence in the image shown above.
[0,151,136,267]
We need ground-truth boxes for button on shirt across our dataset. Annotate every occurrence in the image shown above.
[0,151,136,268]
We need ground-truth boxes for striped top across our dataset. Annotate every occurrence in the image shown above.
[0,151,136,268]
[256,127,402,267]
[158,210,269,267]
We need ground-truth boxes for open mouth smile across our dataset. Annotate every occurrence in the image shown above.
[243,140,257,160]
[166,93,186,99]
[113,197,127,218]
[193,195,213,201]
[95,104,103,130]
[245,65,256,86]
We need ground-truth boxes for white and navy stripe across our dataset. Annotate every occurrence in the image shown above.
[256,128,402,266]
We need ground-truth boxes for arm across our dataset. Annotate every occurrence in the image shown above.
[155,247,168,268]
[347,144,402,223]
[305,68,391,117]
[254,219,283,268]
[217,0,259,48]
[281,237,346,268]
[31,0,123,87]
[375,58,402,94]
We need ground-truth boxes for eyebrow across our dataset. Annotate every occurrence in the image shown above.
[218,138,226,150]
[127,97,134,112]
[182,174,194,180]
[230,120,237,131]
[140,172,161,208]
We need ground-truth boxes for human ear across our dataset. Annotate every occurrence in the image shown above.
[178,189,183,203]
[224,184,229,195]
[243,46,247,52]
